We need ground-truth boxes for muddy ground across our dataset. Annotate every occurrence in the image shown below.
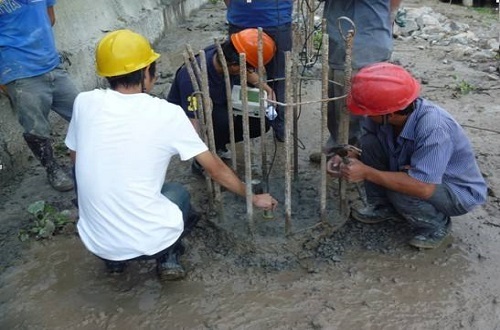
[1,0,500,329]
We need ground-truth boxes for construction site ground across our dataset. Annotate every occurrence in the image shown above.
[1,0,500,328]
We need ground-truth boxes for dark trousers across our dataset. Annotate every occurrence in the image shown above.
[212,104,270,150]
[360,133,468,231]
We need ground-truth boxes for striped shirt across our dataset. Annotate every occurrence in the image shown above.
[364,98,487,211]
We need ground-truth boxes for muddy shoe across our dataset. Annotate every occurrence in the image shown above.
[309,151,322,164]
[408,220,451,249]
[216,148,232,160]
[156,248,186,281]
[47,164,74,192]
[104,260,127,275]
[351,203,400,224]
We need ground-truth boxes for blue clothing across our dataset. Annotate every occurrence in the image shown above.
[0,0,60,85]
[323,0,393,70]
[362,98,487,212]
[226,0,293,28]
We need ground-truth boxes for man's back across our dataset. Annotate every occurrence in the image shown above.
[65,89,207,260]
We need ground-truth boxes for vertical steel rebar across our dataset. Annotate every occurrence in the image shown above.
[257,28,268,190]
[215,39,237,171]
[182,51,214,206]
[320,20,329,223]
[239,54,255,234]
[292,57,299,181]
[199,51,223,219]
[284,51,293,235]
[337,25,355,218]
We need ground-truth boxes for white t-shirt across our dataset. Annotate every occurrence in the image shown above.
[65,89,208,261]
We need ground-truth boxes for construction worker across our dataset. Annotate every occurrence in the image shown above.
[167,28,276,174]
[310,0,402,162]
[65,29,278,280]
[0,0,78,191]
[224,0,294,142]
[327,63,487,249]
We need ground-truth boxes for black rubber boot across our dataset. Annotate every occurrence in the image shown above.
[156,243,186,281]
[23,133,74,192]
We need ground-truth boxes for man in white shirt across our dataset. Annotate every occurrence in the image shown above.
[65,29,278,280]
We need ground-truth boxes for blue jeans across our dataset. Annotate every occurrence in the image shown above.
[361,133,467,231]
[326,68,364,148]
[6,65,79,138]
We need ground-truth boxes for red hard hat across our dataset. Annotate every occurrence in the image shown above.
[230,29,276,68]
[347,63,421,116]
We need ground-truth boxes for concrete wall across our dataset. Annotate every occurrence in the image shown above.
[0,0,206,183]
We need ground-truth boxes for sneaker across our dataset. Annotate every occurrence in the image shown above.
[408,219,451,249]
[351,203,400,224]
[191,159,205,177]
[309,151,322,164]
[104,260,127,275]
[216,148,232,160]
[156,245,186,281]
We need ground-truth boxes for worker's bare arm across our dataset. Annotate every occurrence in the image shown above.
[195,150,278,210]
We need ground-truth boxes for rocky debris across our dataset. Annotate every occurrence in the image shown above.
[396,6,499,63]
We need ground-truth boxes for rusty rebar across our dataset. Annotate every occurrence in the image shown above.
[284,51,293,235]
[239,54,255,235]
[337,17,356,218]
[199,51,223,218]
[215,39,237,171]
[320,19,329,224]
[182,51,214,206]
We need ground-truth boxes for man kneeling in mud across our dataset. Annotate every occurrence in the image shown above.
[65,29,277,280]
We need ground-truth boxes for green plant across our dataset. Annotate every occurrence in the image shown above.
[208,0,219,4]
[312,30,323,50]
[18,200,73,242]
[455,79,475,95]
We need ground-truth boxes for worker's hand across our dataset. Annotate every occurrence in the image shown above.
[326,155,342,178]
[339,158,368,183]
[252,193,278,211]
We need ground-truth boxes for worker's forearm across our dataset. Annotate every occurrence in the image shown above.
[364,167,435,199]
[205,157,247,197]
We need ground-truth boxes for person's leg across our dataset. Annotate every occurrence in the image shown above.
[6,74,73,191]
[156,182,200,280]
[263,24,292,142]
[350,132,400,223]
[327,69,363,148]
[50,66,79,122]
